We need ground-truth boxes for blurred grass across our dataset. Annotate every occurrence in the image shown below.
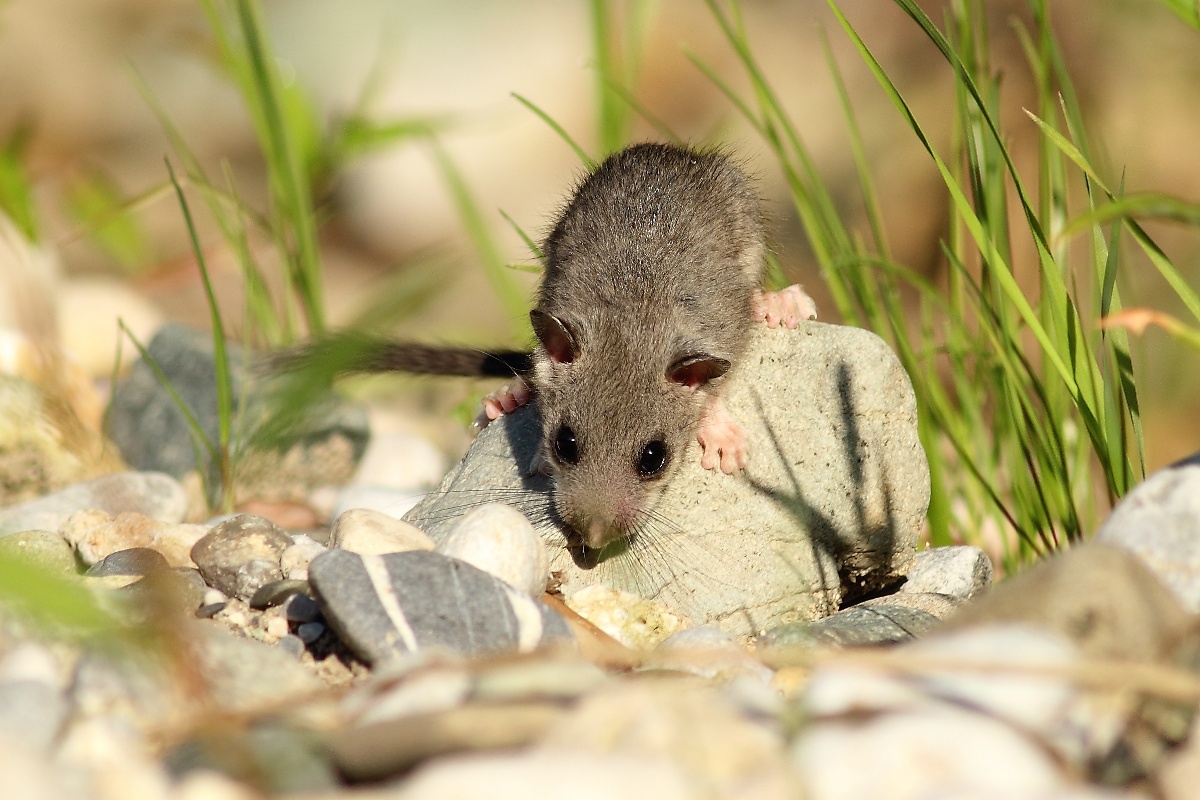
[693,0,1200,567]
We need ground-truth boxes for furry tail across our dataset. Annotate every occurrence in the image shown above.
[264,332,532,380]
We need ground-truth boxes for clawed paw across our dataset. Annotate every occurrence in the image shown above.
[473,377,532,430]
[696,397,748,474]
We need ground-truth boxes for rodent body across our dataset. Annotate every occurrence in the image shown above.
[280,143,814,557]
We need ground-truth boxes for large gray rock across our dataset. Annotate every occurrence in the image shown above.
[106,323,370,504]
[1096,452,1200,612]
[406,323,928,636]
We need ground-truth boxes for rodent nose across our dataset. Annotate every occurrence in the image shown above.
[583,517,618,550]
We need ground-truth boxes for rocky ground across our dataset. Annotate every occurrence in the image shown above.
[2,321,1200,800]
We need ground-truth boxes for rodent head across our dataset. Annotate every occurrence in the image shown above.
[530,309,729,555]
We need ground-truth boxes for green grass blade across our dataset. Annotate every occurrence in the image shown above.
[512,94,597,169]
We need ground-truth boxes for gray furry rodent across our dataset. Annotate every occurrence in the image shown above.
[277,143,814,553]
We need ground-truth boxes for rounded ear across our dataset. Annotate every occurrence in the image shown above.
[667,354,731,389]
[530,309,578,364]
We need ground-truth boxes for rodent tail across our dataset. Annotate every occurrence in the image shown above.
[263,332,532,380]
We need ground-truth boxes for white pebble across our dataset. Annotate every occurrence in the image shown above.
[438,504,548,596]
[280,534,327,580]
[331,508,435,555]
[202,588,228,606]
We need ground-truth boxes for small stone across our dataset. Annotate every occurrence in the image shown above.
[900,545,993,599]
[1097,452,1200,613]
[0,531,76,574]
[296,622,325,644]
[333,484,425,522]
[249,578,311,610]
[437,504,548,596]
[342,665,473,725]
[60,510,166,566]
[284,593,322,624]
[277,635,306,659]
[190,515,292,600]
[204,588,228,605]
[172,568,209,609]
[197,602,226,619]
[759,604,939,650]
[0,471,187,536]
[85,547,170,577]
[566,585,689,650]
[264,615,289,639]
[308,549,572,664]
[280,534,326,581]
[330,507,434,555]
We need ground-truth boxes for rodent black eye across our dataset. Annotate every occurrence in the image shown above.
[638,439,668,478]
[554,425,579,465]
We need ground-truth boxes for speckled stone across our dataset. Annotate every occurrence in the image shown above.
[190,515,292,601]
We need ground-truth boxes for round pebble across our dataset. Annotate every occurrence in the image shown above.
[190,515,292,600]
[277,635,306,659]
[280,534,327,581]
[436,504,548,596]
[284,594,322,624]
[296,622,325,645]
[330,508,434,555]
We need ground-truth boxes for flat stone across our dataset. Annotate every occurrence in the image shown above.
[405,323,928,636]
[248,578,310,610]
[437,504,548,595]
[308,548,572,665]
[330,507,434,555]
[900,545,993,599]
[85,547,170,577]
[0,471,186,537]
[759,604,939,649]
[0,531,76,574]
[1096,451,1200,612]
[859,591,965,620]
[190,515,292,601]
[60,510,168,566]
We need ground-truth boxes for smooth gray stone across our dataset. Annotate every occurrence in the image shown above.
[284,593,322,624]
[278,635,307,658]
[308,549,572,665]
[85,547,170,578]
[0,471,186,537]
[191,514,291,600]
[249,578,310,610]
[1096,451,1200,613]
[0,530,76,574]
[0,681,67,753]
[106,323,370,479]
[296,622,325,644]
[196,602,226,619]
[759,604,939,649]
[405,323,928,637]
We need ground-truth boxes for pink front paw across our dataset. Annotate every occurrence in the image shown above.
[753,285,818,329]
[697,396,748,474]
[473,377,532,429]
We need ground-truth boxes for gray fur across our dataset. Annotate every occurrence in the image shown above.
[530,143,765,549]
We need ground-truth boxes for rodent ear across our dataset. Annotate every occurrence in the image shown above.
[531,309,578,364]
[667,354,731,389]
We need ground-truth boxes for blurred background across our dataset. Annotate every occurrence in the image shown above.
[0,0,1197,475]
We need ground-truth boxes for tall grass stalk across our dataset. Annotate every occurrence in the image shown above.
[698,0,1200,566]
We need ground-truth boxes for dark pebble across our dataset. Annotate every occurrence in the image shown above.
[296,622,325,644]
[249,578,311,610]
[284,593,322,624]
[196,602,227,619]
[86,547,170,578]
